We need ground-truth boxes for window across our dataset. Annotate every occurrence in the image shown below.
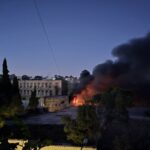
[45,83,48,88]
[41,83,44,87]
[27,90,29,95]
[27,83,29,88]
[41,90,44,96]
[30,83,32,88]
[20,83,22,88]
[55,86,59,96]
[45,90,48,96]
[49,83,51,88]
[49,90,52,96]
[37,82,40,88]
[55,82,59,85]
[34,83,36,87]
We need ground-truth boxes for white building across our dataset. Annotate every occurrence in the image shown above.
[18,79,62,99]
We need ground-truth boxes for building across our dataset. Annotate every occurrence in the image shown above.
[18,79,62,99]
[44,96,69,112]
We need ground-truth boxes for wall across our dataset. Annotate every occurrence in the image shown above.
[44,96,69,112]
[8,139,96,150]
[41,146,96,150]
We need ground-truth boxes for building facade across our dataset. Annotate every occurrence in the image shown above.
[19,79,62,99]
[44,96,69,112]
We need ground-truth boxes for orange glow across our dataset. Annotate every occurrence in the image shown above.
[71,81,97,106]
[71,95,85,106]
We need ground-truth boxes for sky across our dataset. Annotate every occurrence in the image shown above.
[0,0,150,77]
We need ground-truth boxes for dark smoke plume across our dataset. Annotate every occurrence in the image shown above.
[93,33,150,100]
[73,70,94,94]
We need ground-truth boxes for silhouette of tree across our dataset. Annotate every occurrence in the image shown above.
[28,88,39,111]
[1,58,12,105]
[12,76,23,113]
[62,105,100,144]
[22,75,30,80]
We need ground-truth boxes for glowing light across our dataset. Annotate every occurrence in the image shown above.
[71,81,97,106]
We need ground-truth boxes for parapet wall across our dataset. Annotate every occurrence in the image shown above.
[8,139,96,150]
[41,146,96,150]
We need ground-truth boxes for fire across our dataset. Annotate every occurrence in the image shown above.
[71,94,85,106]
[71,81,97,106]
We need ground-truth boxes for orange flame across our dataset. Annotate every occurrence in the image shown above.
[71,80,97,106]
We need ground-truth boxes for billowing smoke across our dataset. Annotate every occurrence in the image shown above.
[71,33,150,105]
[93,33,150,100]
[70,70,95,106]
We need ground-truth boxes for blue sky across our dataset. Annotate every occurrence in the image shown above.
[0,0,150,77]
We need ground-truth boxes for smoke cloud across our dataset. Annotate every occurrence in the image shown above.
[93,33,150,100]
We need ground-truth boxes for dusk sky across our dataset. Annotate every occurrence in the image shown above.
[0,0,150,77]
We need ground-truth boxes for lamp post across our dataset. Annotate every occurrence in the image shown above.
[81,138,88,150]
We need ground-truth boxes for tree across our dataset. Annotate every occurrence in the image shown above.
[0,59,24,121]
[0,59,23,149]
[62,105,100,144]
[2,58,11,86]
[34,76,43,80]
[0,58,16,121]
[61,79,68,95]
[11,76,23,113]
[92,88,133,150]
[0,138,17,150]
[28,88,39,111]
[22,75,30,80]
[0,58,12,105]
[97,87,132,132]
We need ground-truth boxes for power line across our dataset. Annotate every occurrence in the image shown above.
[33,0,61,75]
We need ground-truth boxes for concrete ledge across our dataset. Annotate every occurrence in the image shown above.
[8,139,96,150]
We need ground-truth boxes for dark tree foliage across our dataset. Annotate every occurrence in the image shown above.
[62,105,100,144]
[28,88,39,110]
[54,86,59,96]
[61,80,68,95]
[0,138,17,150]
[64,87,133,148]
[0,59,16,118]
[13,117,31,139]
[2,58,11,86]
[12,76,23,113]
[22,75,30,80]
[0,58,12,106]
[34,76,43,80]
[99,87,132,128]
[92,94,101,104]
[12,76,20,94]
[0,59,24,149]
